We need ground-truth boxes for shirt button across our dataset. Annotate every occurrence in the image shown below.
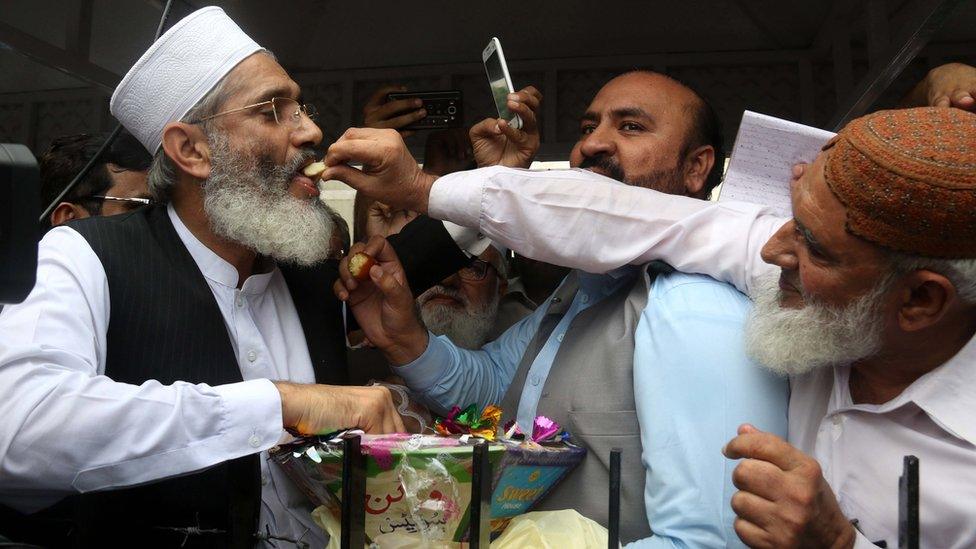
[531,375,541,386]
[551,297,562,304]
[235,295,245,308]
[261,474,269,486]
[556,333,565,342]
[248,434,261,448]
[832,415,843,426]
[247,350,258,362]
[581,294,589,304]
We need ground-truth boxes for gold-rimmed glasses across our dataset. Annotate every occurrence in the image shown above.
[193,97,317,128]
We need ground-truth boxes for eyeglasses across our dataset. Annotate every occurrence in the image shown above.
[89,195,155,206]
[458,259,495,282]
[193,97,317,128]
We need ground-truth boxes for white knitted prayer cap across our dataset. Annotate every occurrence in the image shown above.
[110,6,263,153]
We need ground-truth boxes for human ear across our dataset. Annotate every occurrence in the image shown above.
[160,122,212,181]
[896,270,956,332]
[683,144,715,197]
[50,202,90,226]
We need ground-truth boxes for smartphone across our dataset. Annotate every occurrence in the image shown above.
[482,37,522,130]
[385,90,463,130]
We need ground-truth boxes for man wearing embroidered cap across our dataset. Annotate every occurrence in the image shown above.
[321,105,976,547]
[0,6,473,548]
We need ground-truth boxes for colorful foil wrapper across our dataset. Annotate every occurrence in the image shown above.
[435,404,503,441]
[503,415,568,443]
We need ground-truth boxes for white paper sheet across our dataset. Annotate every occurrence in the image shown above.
[718,111,836,217]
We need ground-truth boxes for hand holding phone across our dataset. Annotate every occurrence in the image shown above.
[482,37,522,130]
[362,85,427,134]
[386,91,462,130]
[469,85,542,169]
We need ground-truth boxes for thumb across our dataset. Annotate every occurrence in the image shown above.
[738,423,761,435]
[469,117,497,139]
[321,165,368,190]
[370,264,413,308]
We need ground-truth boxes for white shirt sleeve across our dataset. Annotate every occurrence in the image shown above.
[0,227,283,513]
[428,166,788,297]
[441,220,491,257]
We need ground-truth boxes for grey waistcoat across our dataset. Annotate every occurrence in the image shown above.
[500,263,669,543]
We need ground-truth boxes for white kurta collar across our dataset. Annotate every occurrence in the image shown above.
[825,333,976,447]
[167,204,275,293]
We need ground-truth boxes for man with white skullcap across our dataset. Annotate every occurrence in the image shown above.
[0,6,474,547]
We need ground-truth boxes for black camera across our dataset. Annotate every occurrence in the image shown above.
[0,143,40,305]
[386,90,463,130]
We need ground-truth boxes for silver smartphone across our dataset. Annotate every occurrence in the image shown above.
[482,37,522,130]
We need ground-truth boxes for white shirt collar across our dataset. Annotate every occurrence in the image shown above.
[827,332,976,446]
[906,332,976,445]
[167,204,275,293]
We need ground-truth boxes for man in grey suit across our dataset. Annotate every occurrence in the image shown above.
[333,71,789,546]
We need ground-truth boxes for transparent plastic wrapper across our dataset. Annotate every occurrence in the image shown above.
[315,508,608,549]
[271,432,585,544]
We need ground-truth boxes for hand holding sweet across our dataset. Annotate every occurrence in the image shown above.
[323,128,437,214]
[333,236,429,366]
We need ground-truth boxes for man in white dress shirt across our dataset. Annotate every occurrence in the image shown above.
[319,105,976,548]
[0,7,416,548]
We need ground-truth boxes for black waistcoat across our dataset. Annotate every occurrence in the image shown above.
[2,206,347,548]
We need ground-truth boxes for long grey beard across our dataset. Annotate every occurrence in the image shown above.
[202,133,334,266]
[418,284,499,349]
[744,273,887,376]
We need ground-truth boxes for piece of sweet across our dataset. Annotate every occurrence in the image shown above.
[303,161,326,179]
[348,252,376,280]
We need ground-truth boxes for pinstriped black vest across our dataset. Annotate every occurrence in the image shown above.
[17,206,347,548]
[0,207,470,548]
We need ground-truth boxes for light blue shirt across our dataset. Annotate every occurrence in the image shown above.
[626,272,788,548]
[398,269,788,547]
[398,267,635,419]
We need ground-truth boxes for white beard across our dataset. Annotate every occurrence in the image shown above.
[744,273,887,376]
[202,132,334,267]
[418,284,499,349]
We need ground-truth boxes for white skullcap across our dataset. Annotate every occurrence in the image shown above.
[110,6,263,153]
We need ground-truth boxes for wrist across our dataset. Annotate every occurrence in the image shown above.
[386,330,429,366]
[273,381,306,429]
[411,170,438,215]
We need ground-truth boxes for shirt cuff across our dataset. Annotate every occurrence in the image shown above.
[428,169,488,228]
[394,332,455,393]
[442,221,491,257]
[213,378,284,453]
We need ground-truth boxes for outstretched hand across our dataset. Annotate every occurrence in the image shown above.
[470,85,543,169]
[322,128,437,214]
[274,382,407,434]
[334,236,429,365]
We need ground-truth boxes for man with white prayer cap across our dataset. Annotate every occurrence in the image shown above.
[0,6,474,547]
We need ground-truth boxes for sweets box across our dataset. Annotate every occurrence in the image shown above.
[270,433,586,542]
